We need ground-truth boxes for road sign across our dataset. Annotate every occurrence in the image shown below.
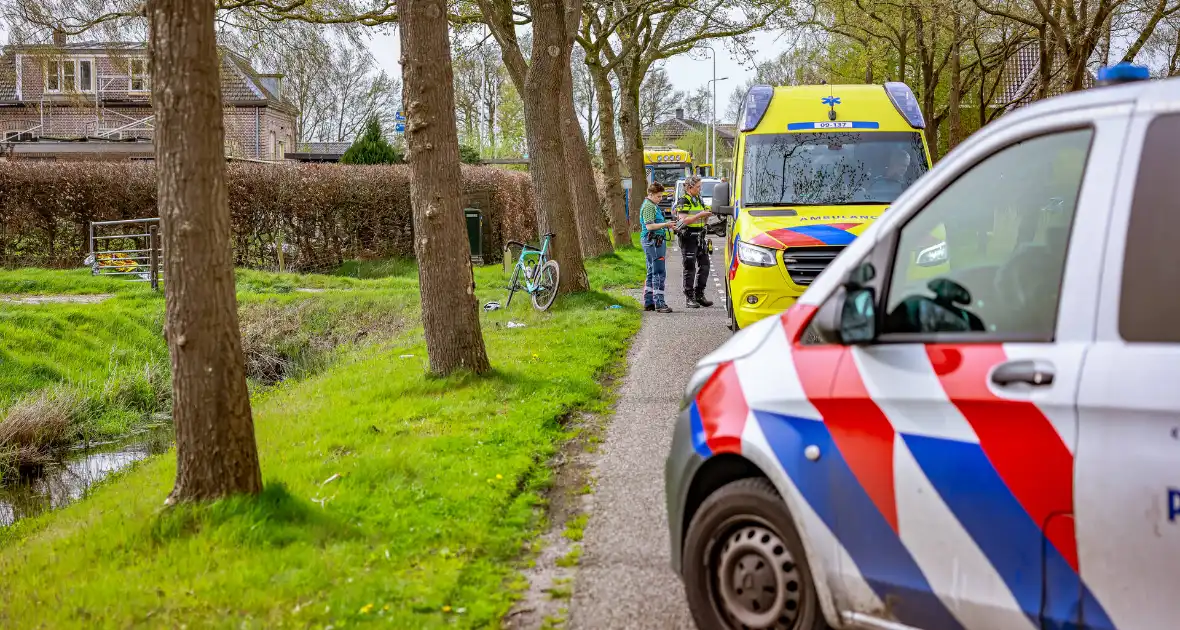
[395,111,406,122]
[394,122,406,134]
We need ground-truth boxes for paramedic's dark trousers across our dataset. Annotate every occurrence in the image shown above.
[679,228,710,299]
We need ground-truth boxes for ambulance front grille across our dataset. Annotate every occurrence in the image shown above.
[784,246,845,286]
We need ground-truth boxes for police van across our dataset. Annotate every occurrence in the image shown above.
[667,63,1180,630]
[716,82,934,332]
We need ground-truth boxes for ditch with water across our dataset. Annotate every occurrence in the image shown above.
[0,422,174,528]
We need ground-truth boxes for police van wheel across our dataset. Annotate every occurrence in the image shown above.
[682,478,826,630]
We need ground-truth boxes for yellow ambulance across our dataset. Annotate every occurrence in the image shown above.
[710,82,934,330]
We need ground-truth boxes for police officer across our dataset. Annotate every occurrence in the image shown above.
[675,175,714,308]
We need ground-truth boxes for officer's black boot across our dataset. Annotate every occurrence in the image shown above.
[685,295,700,309]
[695,293,714,308]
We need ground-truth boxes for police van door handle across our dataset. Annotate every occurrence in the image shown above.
[991,360,1055,387]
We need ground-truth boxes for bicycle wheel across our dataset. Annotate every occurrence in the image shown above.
[531,260,561,311]
[505,265,522,309]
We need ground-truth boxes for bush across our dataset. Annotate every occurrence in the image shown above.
[340,117,404,165]
[459,144,482,165]
[0,161,537,270]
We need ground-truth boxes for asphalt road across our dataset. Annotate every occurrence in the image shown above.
[568,237,728,630]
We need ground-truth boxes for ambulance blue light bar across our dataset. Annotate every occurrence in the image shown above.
[1097,62,1150,86]
[884,82,925,129]
[739,85,774,132]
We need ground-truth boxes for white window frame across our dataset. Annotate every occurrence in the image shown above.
[45,59,62,92]
[77,58,95,93]
[128,58,150,93]
[44,58,95,93]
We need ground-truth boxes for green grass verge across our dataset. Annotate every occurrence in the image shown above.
[0,268,423,474]
[0,246,645,628]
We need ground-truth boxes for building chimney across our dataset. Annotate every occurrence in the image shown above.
[52,29,66,47]
[675,108,684,120]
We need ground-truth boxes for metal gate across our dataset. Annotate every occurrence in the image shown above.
[87,218,162,291]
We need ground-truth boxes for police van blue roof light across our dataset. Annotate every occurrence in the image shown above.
[739,85,774,132]
[883,82,925,129]
[1097,62,1150,85]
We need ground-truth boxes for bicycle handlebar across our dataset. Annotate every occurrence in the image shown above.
[505,240,527,249]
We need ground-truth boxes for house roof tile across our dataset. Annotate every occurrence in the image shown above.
[0,55,16,102]
[998,43,1095,109]
[644,116,735,144]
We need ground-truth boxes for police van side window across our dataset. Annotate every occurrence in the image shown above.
[1120,114,1180,342]
[880,129,1094,340]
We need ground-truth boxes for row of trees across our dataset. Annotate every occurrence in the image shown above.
[1,0,784,503]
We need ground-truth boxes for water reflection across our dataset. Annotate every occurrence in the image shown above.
[0,423,174,527]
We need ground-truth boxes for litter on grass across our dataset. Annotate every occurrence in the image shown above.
[506,321,527,329]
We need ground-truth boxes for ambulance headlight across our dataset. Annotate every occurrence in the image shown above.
[739,85,774,132]
[682,363,719,411]
[916,241,948,267]
[884,82,926,129]
[736,241,777,267]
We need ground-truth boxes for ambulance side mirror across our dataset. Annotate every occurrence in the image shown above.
[710,182,733,216]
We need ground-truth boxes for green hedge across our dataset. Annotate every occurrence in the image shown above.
[0,162,536,270]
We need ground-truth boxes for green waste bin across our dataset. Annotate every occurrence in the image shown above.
[465,207,484,263]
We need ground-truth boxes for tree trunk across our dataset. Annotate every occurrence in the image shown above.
[561,63,613,258]
[148,0,262,503]
[399,0,491,375]
[1038,27,1051,100]
[521,0,590,292]
[865,41,874,83]
[617,75,647,231]
[588,58,631,248]
[948,12,963,150]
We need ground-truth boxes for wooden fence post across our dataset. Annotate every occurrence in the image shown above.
[277,232,286,273]
[149,225,159,292]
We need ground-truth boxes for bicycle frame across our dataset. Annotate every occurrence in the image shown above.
[513,234,552,294]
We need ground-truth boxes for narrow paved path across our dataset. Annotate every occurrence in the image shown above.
[569,239,728,629]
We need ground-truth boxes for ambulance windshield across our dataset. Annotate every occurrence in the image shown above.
[742,132,928,206]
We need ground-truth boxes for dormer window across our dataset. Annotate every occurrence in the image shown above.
[44,58,95,93]
[129,58,149,92]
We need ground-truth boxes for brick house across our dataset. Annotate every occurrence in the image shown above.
[643,107,736,152]
[0,42,297,161]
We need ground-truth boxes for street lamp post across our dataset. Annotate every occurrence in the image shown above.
[707,76,728,176]
[699,46,716,175]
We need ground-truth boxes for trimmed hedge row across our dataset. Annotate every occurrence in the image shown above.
[0,162,537,270]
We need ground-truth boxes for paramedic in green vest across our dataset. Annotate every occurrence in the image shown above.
[675,175,714,308]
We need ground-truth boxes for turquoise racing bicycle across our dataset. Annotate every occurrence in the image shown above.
[504,232,561,311]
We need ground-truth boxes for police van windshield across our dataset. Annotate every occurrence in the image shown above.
[742,132,927,206]
[651,165,685,188]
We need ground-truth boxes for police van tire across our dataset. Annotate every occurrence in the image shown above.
[682,478,827,630]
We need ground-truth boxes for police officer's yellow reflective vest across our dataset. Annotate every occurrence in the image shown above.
[678,194,706,228]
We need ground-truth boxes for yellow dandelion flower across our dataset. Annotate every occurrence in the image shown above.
[360,603,374,614]
[443,605,453,613]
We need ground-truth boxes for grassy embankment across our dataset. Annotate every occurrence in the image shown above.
[0,244,645,628]
[0,267,417,476]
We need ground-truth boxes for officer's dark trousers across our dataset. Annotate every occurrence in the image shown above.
[678,227,710,299]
